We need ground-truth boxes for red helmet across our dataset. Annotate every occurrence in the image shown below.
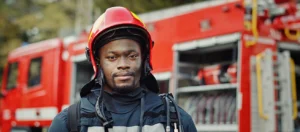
[81,7,158,96]
[87,6,153,74]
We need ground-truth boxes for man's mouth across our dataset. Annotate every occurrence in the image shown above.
[115,75,133,81]
[114,72,134,81]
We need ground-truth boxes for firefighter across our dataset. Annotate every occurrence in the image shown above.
[49,7,197,132]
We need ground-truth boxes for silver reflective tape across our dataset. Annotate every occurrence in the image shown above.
[87,123,165,132]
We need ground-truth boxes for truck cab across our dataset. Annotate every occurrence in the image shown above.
[0,38,65,132]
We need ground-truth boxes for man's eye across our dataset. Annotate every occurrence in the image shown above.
[107,56,116,60]
[129,54,138,59]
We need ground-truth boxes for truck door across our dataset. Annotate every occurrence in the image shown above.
[16,44,62,124]
[1,59,23,132]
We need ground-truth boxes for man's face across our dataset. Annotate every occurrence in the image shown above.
[98,39,142,93]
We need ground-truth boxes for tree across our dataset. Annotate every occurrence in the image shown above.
[0,0,77,83]
[0,0,23,84]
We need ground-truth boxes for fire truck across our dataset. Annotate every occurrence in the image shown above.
[1,0,300,131]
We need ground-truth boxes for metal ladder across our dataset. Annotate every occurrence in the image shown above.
[251,49,297,132]
[276,50,298,132]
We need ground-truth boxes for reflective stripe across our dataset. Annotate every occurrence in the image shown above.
[143,124,165,132]
[87,126,105,132]
[15,107,58,121]
[87,123,165,132]
[3,109,11,120]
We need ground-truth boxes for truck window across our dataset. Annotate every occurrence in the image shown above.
[27,57,42,88]
[74,61,94,101]
[7,62,19,90]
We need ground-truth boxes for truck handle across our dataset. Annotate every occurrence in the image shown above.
[245,0,259,47]
[290,59,298,120]
[256,54,269,120]
[284,28,300,41]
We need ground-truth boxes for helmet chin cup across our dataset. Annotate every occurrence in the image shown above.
[85,47,91,63]
[143,56,152,79]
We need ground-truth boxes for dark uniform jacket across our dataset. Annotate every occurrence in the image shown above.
[49,85,197,132]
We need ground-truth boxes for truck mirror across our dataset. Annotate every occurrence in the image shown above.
[0,92,5,98]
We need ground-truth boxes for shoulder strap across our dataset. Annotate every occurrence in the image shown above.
[67,101,81,132]
[159,93,184,132]
[159,93,178,120]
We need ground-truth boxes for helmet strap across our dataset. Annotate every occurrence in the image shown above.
[95,67,105,88]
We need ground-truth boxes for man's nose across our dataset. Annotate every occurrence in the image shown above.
[117,57,130,70]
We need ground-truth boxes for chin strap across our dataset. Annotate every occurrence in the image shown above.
[139,91,145,132]
[95,68,105,87]
[95,95,114,131]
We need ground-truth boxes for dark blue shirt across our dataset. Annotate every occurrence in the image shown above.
[49,88,197,132]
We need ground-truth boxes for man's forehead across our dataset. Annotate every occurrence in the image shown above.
[101,39,141,52]
[105,49,139,54]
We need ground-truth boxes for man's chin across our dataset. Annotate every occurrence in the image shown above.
[112,85,136,93]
